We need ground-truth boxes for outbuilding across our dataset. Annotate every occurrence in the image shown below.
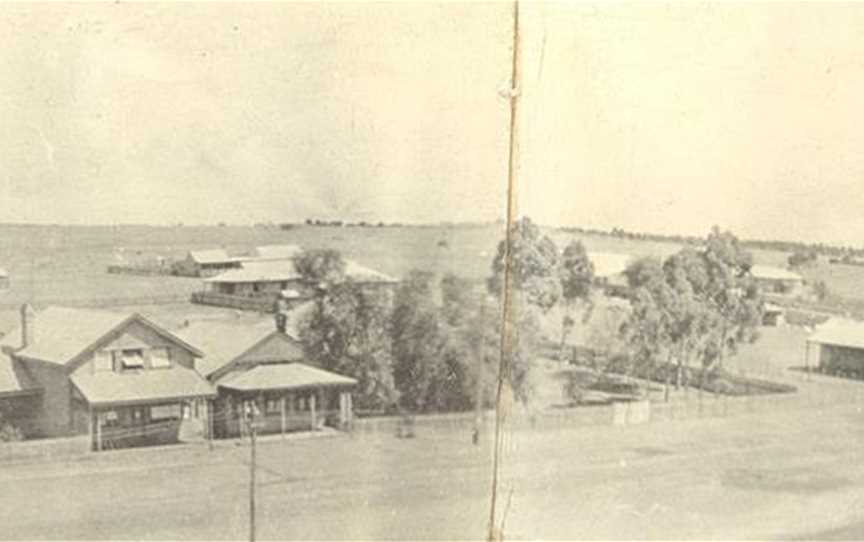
[173,249,244,277]
[806,318,864,377]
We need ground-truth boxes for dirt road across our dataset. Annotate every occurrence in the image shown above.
[2,393,864,540]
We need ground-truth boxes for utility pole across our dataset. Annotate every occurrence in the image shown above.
[489,1,521,540]
[245,401,259,542]
[473,295,487,446]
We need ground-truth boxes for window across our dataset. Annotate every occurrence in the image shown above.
[150,404,181,421]
[150,347,171,369]
[115,349,145,371]
[265,398,281,414]
[94,351,113,372]
[103,410,120,427]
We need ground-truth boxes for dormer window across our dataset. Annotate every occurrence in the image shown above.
[117,349,145,371]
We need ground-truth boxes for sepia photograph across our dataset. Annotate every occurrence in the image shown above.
[1,1,864,540]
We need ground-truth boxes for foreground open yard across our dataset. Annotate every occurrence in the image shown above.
[2,387,864,540]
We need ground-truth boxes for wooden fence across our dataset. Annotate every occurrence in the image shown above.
[190,292,275,313]
[106,265,176,277]
[0,294,189,311]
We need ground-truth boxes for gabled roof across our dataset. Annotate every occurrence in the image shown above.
[189,249,234,264]
[218,362,356,392]
[344,260,398,284]
[807,318,864,350]
[71,366,215,407]
[588,252,633,278]
[204,260,303,284]
[254,245,303,260]
[751,265,802,282]
[175,320,303,378]
[0,353,40,397]
[204,258,397,285]
[0,307,204,366]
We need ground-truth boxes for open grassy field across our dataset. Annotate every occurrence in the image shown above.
[1,222,863,331]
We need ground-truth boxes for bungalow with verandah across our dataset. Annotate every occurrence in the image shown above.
[191,258,398,312]
[0,305,215,450]
[750,265,804,296]
[175,317,356,439]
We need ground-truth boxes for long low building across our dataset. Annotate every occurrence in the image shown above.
[751,265,804,296]
[192,258,398,312]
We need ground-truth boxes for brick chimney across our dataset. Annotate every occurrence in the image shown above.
[20,303,36,349]
[275,312,287,333]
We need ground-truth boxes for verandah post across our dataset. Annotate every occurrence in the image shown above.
[280,396,286,438]
[310,391,317,431]
[95,410,102,452]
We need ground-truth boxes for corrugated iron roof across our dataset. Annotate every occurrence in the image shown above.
[344,260,398,284]
[71,366,215,407]
[808,318,864,349]
[205,259,397,285]
[176,320,299,378]
[189,249,233,264]
[218,362,356,392]
[253,245,303,260]
[1,307,129,365]
[205,260,303,283]
[751,265,802,282]
[0,306,203,366]
[588,252,633,278]
[0,353,40,397]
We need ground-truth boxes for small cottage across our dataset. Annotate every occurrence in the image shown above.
[176,319,356,438]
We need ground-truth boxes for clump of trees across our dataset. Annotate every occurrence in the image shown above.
[300,280,397,412]
[295,221,768,414]
[788,249,818,269]
[296,217,598,414]
[391,272,500,412]
[487,217,594,404]
[621,227,764,400]
[296,249,505,414]
[294,249,346,288]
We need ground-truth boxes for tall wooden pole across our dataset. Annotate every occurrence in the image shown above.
[247,403,257,542]
[489,1,520,540]
[473,296,486,445]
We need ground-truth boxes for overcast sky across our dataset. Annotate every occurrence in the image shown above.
[2,3,863,245]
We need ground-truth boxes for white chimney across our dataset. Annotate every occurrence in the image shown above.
[20,304,35,349]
